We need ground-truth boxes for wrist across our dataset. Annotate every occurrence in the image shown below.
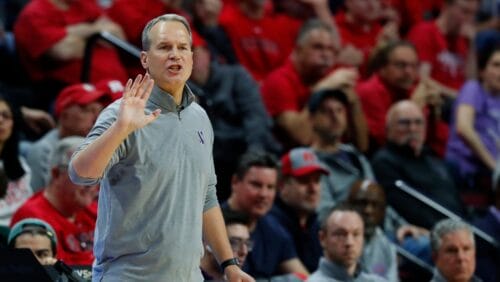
[220,258,240,272]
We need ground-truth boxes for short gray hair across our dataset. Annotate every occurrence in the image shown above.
[430,219,474,252]
[50,136,85,169]
[141,14,192,51]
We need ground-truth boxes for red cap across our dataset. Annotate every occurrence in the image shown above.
[281,148,329,177]
[95,79,125,101]
[54,83,109,117]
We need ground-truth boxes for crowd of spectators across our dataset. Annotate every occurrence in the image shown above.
[0,0,499,281]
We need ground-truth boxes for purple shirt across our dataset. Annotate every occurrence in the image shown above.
[446,80,500,175]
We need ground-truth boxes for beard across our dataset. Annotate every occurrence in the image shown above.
[313,126,342,144]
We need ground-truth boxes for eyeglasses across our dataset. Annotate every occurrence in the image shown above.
[0,110,13,120]
[229,237,254,252]
[396,118,424,127]
[389,61,419,70]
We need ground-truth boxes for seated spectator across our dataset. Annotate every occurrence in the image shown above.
[7,218,57,266]
[0,95,32,227]
[430,219,481,282]
[26,83,114,192]
[189,38,281,201]
[446,45,500,193]
[218,0,334,81]
[334,0,400,76]
[371,100,464,229]
[190,0,238,64]
[261,19,359,151]
[308,204,388,282]
[13,0,128,111]
[11,136,98,266]
[347,179,430,281]
[307,89,371,221]
[471,161,500,282]
[270,147,329,272]
[357,41,447,155]
[223,151,309,278]
[407,0,480,95]
[201,209,252,281]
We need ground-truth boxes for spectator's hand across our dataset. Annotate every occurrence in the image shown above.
[411,79,442,108]
[314,67,359,91]
[336,45,364,67]
[224,265,255,282]
[94,16,126,40]
[377,21,400,45]
[460,22,476,41]
[20,106,56,134]
[397,225,429,242]
[116,74,160,134]
[40,257,58,266]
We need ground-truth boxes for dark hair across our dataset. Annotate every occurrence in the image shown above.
[308,88,349,113]
[0,95,25,180]
[320,202,361,231]
[367,41,416,75]
[295,19,334,47]
[222,208,251,227]
[477,45,500,72]
[233,151,279,180]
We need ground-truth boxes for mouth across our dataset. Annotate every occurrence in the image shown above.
[167,64,182,73]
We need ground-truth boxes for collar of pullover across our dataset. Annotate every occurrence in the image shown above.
[148,84,195,113]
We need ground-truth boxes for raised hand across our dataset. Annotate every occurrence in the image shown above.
[116,74,161,135]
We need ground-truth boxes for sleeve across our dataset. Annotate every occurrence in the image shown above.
[14,8,67,60]
[455,80,484,110]
[68,102,125,186]
[261,68,301,117]
[203,114,219,212]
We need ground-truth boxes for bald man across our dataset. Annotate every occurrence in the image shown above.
[371,100,464,229]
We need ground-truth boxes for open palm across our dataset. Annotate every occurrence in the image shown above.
[117,74,160,134]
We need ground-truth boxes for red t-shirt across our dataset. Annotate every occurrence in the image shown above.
[219,4,302,82]
[407,20,468,90]
[261,59,310,117]
[335,11,382,76]
[14,0,128,85]
[11,192,97,266]
[357,74,448,155]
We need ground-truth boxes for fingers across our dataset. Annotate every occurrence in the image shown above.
[123,74,154,100]
[144,109,161,125]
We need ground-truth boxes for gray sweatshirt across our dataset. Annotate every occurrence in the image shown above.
[69,85,218,282]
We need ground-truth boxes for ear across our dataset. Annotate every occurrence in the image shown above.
[140,51,148,70]
[50,167,60,180]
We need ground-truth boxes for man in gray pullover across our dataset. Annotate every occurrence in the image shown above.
[69,14,253,282]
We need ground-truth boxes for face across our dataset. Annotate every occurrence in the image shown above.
[60,102,102,136]
[227,223,252,266]
[54,167,98,208]
[0,101,13,144]
[231,166,278,218]
[446,0,479,33]
[294,28,336,83]
[141,20,193,95]
[434,230,476,282]
[481,51,500,94]
[15,233,54,264]
[348,183,386,236]
[387,103,426,154]
[191,46,211,85]
[379,46,419,91]
[281,171,322,213]
[345,0,381,22]
[320,211,364,268]
[311,98,347,143]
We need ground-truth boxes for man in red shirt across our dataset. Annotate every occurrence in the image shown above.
[407,0,479,94]
[11,136,98,266]
[261,19,362,151]
[356,41,447,155]
[14,0,128,105]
